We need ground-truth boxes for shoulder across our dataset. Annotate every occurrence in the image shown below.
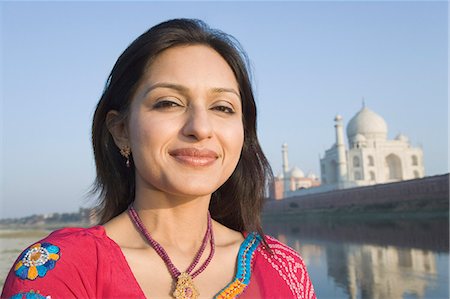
[27,226,112,269]
[1,226,115,298]
[15,226,109,277]
[43,225,109,250]
[262,235,305,262]
[251,234,316,299]
[254,234,308,274]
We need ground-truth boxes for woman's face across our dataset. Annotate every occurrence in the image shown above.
[127,45,244,198]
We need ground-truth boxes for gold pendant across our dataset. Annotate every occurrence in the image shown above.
[173,272,199,299]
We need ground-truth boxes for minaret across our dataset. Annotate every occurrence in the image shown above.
[282,143,289,174]
[334,115,348,184]
[281,143,290,195]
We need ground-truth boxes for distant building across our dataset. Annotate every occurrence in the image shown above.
[269,143,320,200]
[320,104,424,189]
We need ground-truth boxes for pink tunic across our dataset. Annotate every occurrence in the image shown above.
[2,226,316,299]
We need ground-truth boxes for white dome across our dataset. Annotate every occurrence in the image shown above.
[307,172,317,180]
[395,133,409,142]
[347,107,388,141]
[290,167,305,178]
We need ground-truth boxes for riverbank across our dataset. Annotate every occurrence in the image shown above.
[263,211,449,253]
[0,222,90,231]
[264,174,449,220]
[263,207,449,223]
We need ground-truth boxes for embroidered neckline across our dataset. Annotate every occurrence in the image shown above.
[213,232,261,298]
[100,226,262,299]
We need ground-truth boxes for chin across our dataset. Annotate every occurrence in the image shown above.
[164,179,225,198]
[174,186,219,198]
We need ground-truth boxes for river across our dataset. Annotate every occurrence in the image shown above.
[263,214,449,299]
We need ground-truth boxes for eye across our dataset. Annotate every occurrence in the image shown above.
[212,105,235,114]
[153,98,183,110]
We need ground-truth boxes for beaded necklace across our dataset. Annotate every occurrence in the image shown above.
[128,205,215,299]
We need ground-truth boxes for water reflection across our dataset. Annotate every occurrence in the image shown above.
[329,244,437,299]
[263,216,449,299]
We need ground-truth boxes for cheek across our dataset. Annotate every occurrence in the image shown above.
[128,115,147,150]
[236,127,245,154]
[223,122,245,158]
[128,115,166,155]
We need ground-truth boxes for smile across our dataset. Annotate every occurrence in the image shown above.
[169,148,219,167]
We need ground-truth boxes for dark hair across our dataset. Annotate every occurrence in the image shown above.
[92,18,273,236]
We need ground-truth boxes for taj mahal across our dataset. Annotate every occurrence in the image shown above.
[321,104,424,188]
[270,104,425,199]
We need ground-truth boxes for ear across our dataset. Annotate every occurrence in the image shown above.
[106,110,129,148]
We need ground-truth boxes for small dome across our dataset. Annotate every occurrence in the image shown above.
[276,172,284,179]
[290,167,305,178]
[307,172,317,180]
[395,133,409,142]
[347,107,388,141]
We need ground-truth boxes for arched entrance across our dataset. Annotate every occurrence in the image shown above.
[385,154,403,181]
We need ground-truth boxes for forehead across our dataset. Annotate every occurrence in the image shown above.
[142,45,239,89]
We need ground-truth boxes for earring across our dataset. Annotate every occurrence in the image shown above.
[120,145,131,168]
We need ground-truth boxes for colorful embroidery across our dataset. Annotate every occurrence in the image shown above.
[258,236,306,298]
[14,242,60,280]
[214,232,261,298]
[9,290,50,299]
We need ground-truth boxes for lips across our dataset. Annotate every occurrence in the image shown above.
[169,148,219,167]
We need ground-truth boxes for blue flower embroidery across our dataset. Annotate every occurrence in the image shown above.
[10,290,49,299]
[14,242,60,280]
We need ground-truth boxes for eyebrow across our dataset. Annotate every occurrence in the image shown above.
[210,87,240,98]
[143,82,188,96]
[143,82,240,98]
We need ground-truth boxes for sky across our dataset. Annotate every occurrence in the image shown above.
[1,1,448,218]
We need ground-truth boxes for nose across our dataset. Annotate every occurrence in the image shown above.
[181,106,213,141]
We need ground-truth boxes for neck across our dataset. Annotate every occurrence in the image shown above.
[131,189,212,250]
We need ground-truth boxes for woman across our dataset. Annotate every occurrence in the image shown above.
[2,19,316,299]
